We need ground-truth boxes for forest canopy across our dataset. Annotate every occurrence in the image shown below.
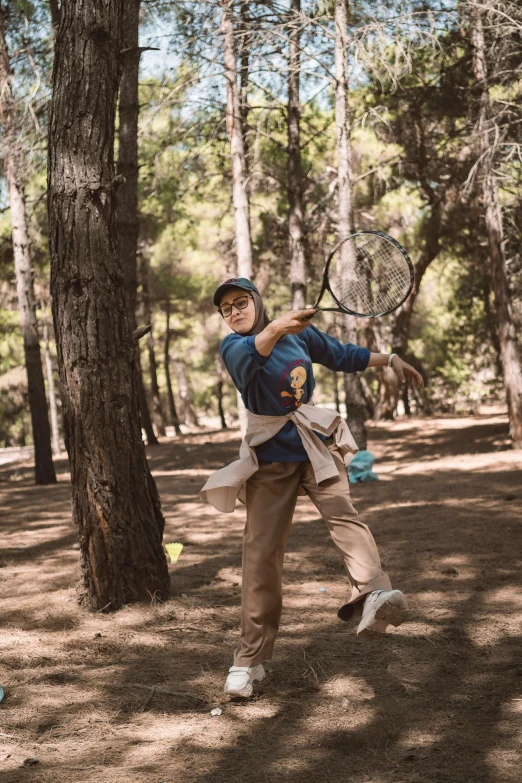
[1,0,521,451]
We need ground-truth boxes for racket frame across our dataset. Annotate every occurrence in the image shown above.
[312,230,415,318]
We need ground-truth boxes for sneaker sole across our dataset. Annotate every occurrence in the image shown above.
[357,595,409,637]
[224,668,266,698]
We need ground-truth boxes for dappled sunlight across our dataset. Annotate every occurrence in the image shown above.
[484,586,522,610]
[322,674,375,700]
[1,414,521,781]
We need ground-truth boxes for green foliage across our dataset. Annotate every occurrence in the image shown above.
[1,0,521,444]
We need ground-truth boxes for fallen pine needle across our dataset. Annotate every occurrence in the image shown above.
[131,684,207,703]
[157,626,214,633]
[63,765,99,770]
[138,685,156,712]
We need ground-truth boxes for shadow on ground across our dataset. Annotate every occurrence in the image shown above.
[0,413,521,783]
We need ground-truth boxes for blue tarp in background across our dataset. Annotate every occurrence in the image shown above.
[348,450,379,483]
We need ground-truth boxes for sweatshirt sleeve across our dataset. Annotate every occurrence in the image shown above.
[220,333,270,391]
[303,325,370,373]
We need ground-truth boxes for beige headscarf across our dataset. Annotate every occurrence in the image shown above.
[245,290,271,336]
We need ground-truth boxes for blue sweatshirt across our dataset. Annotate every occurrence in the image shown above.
[220,324,370,462]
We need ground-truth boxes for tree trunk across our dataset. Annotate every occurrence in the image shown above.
[391,201,442,356]
[0,12,56,485]
[116,0,140,324]
[115,0,158,446]
[215,352,228,429]
[363,317,398,421]
[483,277,502,376]
[222,0,253,278]
[49,0,61,30]
[48,0,169,610]
[370,199,443,419]
[164,301,182,436]
[332,371,341,415]
[41,301,61,457]
[334,0,367,449]
[145,327,166,437]
[238,0,250,168]
[222,0,253,435]
[287,0,307,310]
[471,5,522,447]
[140,256,166,436]
[172,355,199,428]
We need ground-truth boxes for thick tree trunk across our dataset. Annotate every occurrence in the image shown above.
[222,0,253,279]
[0,12,56,485]
[115,0,158,446]
[41,302,61,457]
[116,0,140,324]
[471,6,522,447]
[164,301,182,436]
[334,0,367,449]
[48,0,169,610]
[140,256,166,436]
[287,0,307,310]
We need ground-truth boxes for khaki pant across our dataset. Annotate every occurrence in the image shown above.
[234,443,392,666]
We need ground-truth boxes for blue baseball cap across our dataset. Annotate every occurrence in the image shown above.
[213,277,260,307]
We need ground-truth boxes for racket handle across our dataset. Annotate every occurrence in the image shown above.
[302,309,321,321]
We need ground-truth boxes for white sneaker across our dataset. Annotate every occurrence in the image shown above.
[357,590,409,636]
[224,664,266,698]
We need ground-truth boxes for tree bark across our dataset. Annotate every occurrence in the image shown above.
[371,199,442,419]
[332,370,341,415]
[215,352,228,429]
[116,0,140,326]
[222,0,253,278]
[222,0,253,435]
[238,0,250,167]
[471,5,522,447]
[41,301,61,457]
[164,301,182,436]
[0,11,57,485]
[49,0,61,30]
[287,0,307,310]
[115,0,158,446]
[140,256,166,436]
[391,201,442,356]
[47,0,169,610]
[172,355,199,428]
[334,0,367,449]
[482,277,502,375]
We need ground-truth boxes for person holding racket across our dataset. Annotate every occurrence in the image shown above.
[202,233,423,698]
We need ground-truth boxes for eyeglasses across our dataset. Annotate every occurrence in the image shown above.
[218,294,253,319]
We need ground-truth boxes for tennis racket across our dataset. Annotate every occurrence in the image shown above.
[307,230,414,318]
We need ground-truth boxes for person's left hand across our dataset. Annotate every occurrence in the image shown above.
[391,356,424,388]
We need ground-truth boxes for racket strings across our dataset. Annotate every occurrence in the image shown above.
[330,235,412,316]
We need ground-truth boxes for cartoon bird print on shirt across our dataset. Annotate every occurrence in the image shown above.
[281,366,307,407]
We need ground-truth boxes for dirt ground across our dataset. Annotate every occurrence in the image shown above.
[1,410,521,783]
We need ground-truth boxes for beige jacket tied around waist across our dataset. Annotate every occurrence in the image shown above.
[200,403,359,513]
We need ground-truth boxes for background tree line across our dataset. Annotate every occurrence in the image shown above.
[0,0,520,607]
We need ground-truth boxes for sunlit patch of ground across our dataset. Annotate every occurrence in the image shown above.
[0,412,521,782]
